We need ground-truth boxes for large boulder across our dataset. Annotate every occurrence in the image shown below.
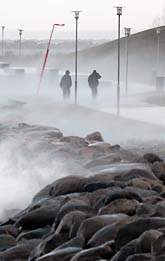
[61,136,88,147]
[85,132,104,142]
[0,234,16,252]
[36,247,82,261]
[29,233,69,260]
[70,244,113,261]
[143,153,163,164]
[33,175,87,202]
[77,214,128,244]
[115,218,165,250]
[99,198,139,216]
[16,202,62,229]
[152,161,165,182]
[55,210,93,238]
[0,240,40,260]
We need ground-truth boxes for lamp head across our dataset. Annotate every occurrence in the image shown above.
[1,26,5,31]
[18,29,24,35]
[72,11,82,19]
[115,6,123,15]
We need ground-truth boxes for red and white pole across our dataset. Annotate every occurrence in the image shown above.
[37,23,65,94]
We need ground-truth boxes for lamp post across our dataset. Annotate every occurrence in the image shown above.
[37,23,65,94]
[1,26,5,57]
[18,29,24,56]
[156,27,161,76]
[124,27,131,95]
[72,11,81,105]
[115,7,123,116]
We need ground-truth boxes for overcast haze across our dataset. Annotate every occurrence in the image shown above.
[1,0,165,39]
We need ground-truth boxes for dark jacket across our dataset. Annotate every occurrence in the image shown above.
[88,71,101,88]
[60,75,72,89]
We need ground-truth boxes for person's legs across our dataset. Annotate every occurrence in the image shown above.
[66,88,71,99]
[92,86,97,99]
[63,88,67,100]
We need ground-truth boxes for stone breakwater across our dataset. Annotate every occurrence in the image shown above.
[0,123,165,260]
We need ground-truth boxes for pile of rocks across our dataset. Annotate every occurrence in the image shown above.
[0,124,165,260]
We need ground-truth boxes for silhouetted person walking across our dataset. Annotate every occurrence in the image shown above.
[88,70,101,99]
[60,70,72,100]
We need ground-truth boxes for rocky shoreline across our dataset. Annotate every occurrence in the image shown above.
[0,123,165,260]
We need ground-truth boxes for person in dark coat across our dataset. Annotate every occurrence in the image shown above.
[60,70,72,100]
[88,70,102,99]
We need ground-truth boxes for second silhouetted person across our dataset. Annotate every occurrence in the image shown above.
[88,70,102,99]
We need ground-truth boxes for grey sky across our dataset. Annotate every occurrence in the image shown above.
[1,0,165,39]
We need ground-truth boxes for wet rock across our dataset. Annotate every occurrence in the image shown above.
[36,247,82,261]
[87,221,127,248]
[85,131,104,142]
[18,123,63,139]
[111,144,121,151]
[55,236,85,250]
[136,204,165,217]
[0,225,18,237]
[127,178,152,190]
[88,142,112,156]
[83,181,126,193]
[29,233,69,260]
[143,153,163,164]
[151,233,165,256]
[91,187,124,210]
[143,196,163,205]
[152,161,165,182]
[17,227,50,241]
[70,244,113,261]
[136,229,163,253]
[96,190,143,211]
[126,253,152,260]
[47,176,86,197]
[125,186,158,198]
[0,234,16,251]
[115,218,165,250]
[99,198,139,216]
[0,240,39,260]
[54,199,96,230]
[78,144,112,160]
[111,239,137,261]
[61,136,88,147]
[16,204,61,229]
[55,210,93,238]
[152,184,164,193]
[33,176,87,202]
[114,168,159,182]
[83,154,122,169]
[77,214,128,244]
[89,163,158,183]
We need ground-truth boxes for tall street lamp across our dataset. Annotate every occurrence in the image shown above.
[18,29,24,56]
[156,27,161,76]
[124,27,131,95]
[115,6,123,116]
[1,26,5,57]
[72,11,81,105]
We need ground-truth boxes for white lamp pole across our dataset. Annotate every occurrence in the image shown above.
[1,26,5,57]
[156,27,161,76]
[115,7,123,116]
[18,29,24,56]
[72,11,81,105]
[124,27,131,95]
